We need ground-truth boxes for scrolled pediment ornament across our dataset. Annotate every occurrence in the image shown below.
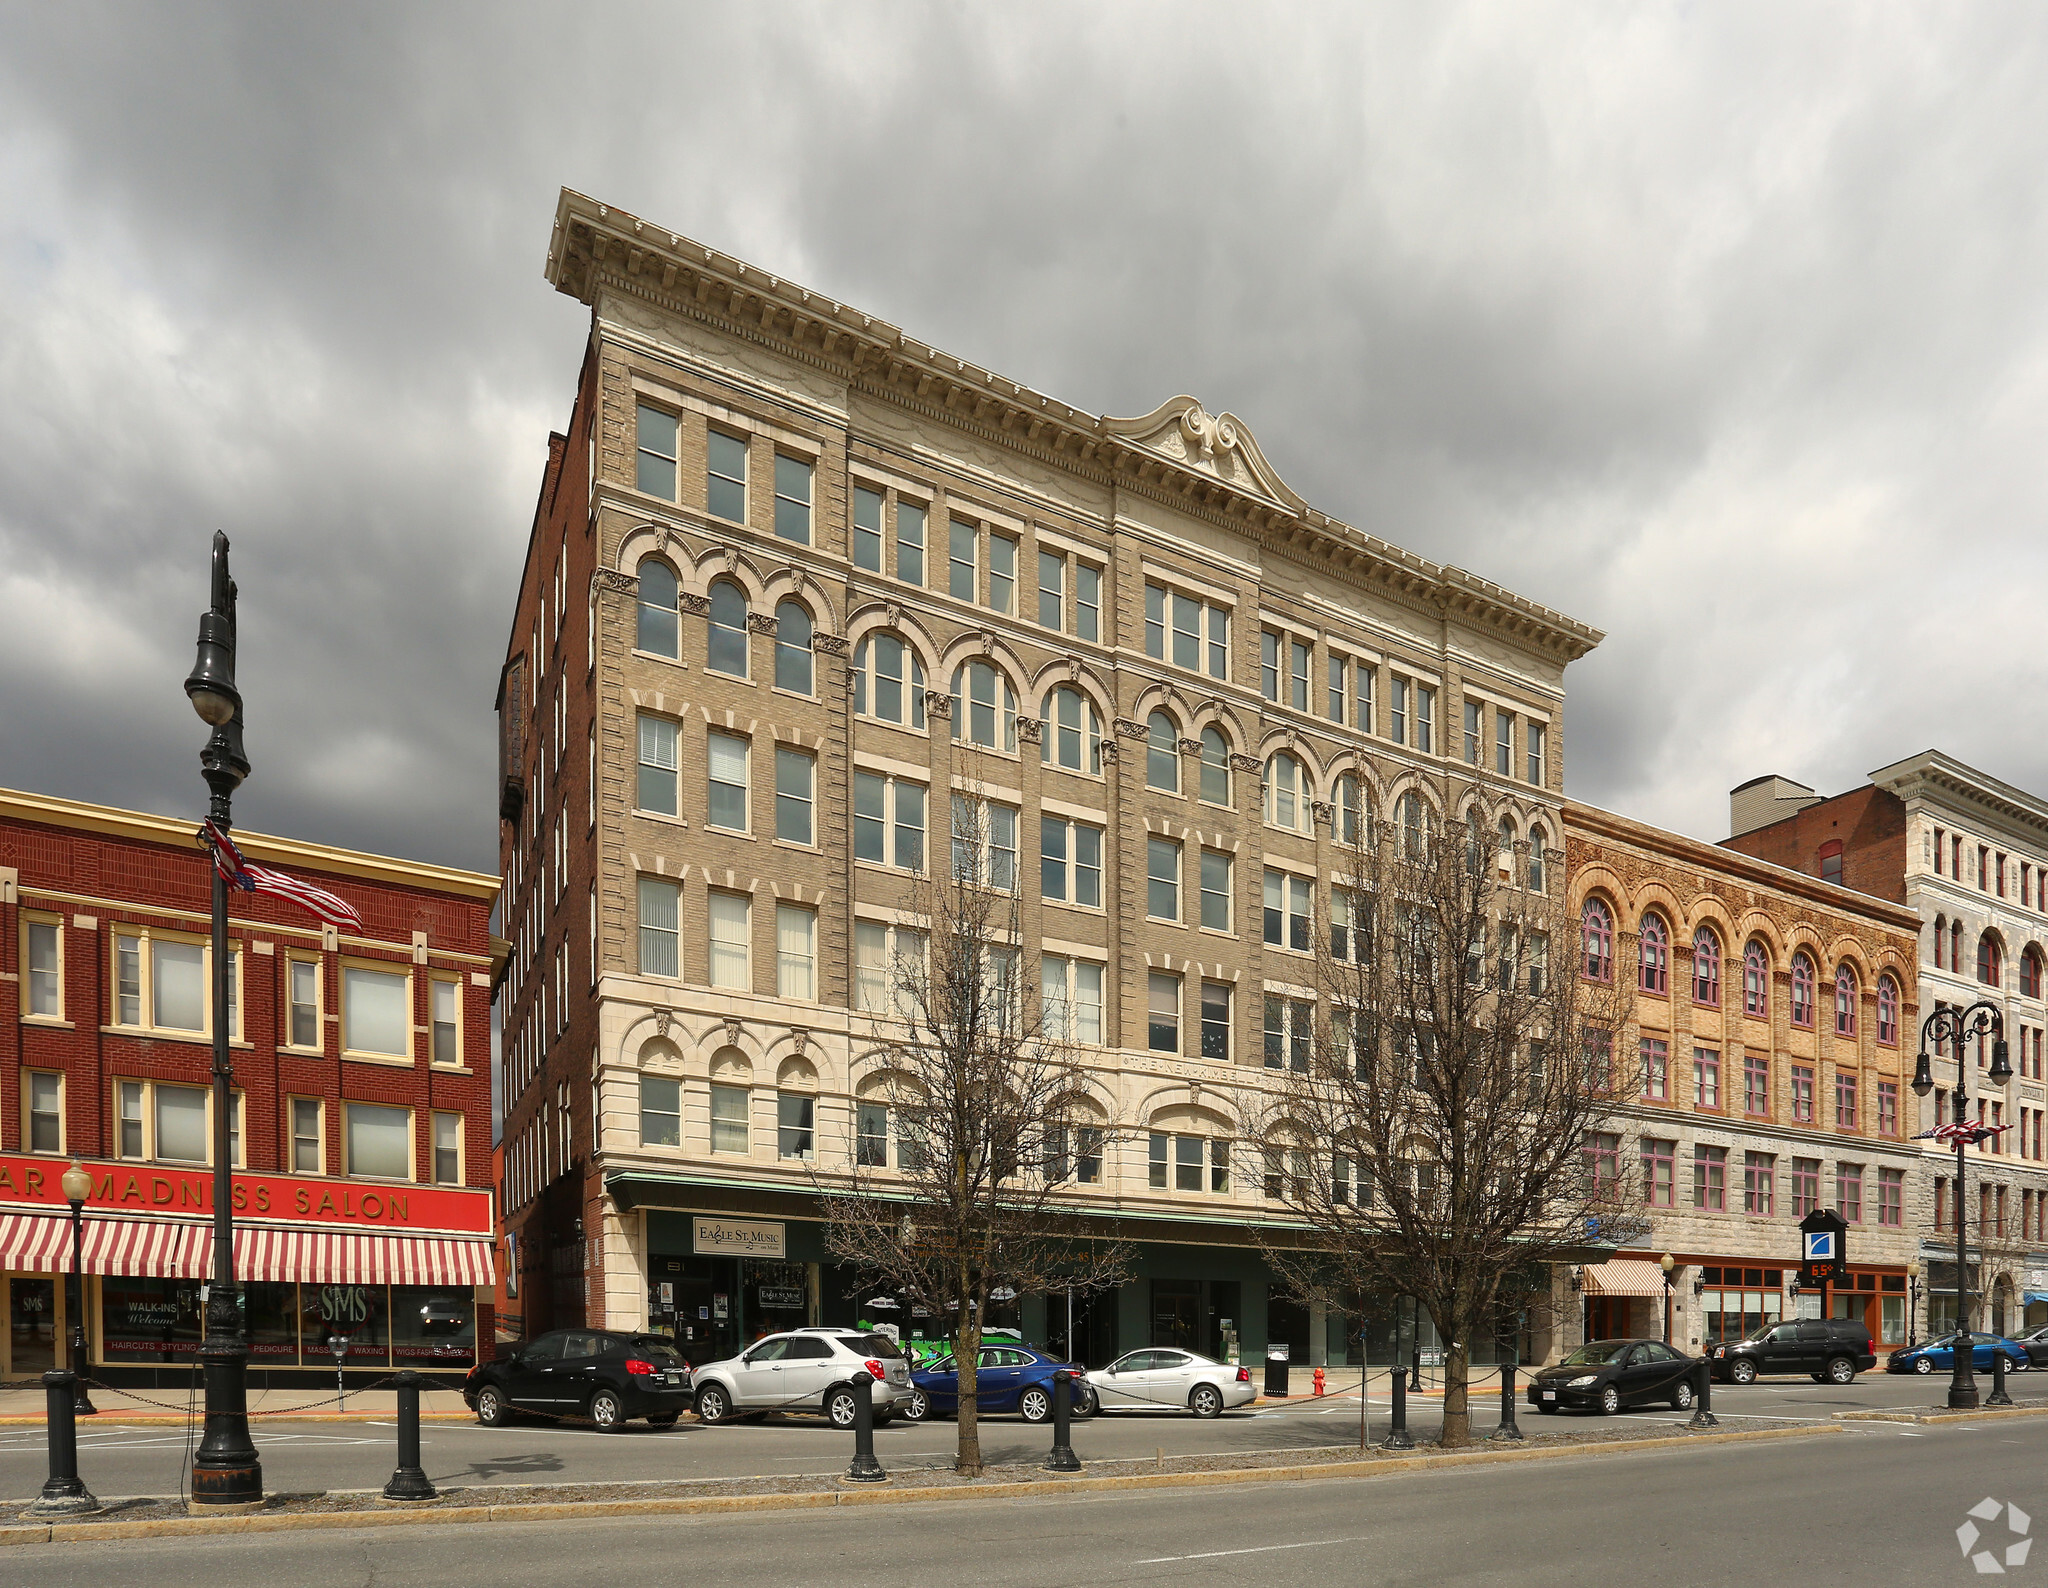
[1179,404,1239,462]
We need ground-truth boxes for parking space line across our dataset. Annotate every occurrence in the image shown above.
[1137,1537,1368,1564]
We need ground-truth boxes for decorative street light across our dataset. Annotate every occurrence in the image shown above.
[60,1161,95,1417]
[183,532,262,1509]
[1906,1259,1923,1348]
[1659,1253,1676,1346]
[1912,998,2009,1412]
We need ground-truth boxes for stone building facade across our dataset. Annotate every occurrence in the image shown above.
[494,188,1603,1370]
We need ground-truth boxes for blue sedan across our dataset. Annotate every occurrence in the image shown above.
[901,1344,1095,1423]
[1886,1331,2031,1375]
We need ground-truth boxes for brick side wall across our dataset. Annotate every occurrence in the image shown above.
[1721,786,1909,906]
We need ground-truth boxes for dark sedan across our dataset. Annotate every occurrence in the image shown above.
[464,1329,694,1431]
[2012,1324,2048,1369]
[902,1343,1094,1423]
[1527,1339,1702,1415]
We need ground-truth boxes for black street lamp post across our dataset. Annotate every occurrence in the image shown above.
[60,1162,95,1416]
[183,531,262,1509]
[1906,1259,1922,1348]
[1912,999,2009,1413]
[1659,1253,1676,1346]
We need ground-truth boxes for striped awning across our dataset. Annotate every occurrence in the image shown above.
[0,1213,491,1287]
[1582,1259,1672,1297]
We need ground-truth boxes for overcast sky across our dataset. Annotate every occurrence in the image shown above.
[5,3,2048,885]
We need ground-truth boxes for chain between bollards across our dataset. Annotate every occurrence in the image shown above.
[381,1369,438,1502]
[31,1371,99,1516]
[1989,1347,2015,1407]
[1384,1366,1415,1450]
[844,1371,887,1483]
[1044,1370,1082,1472]
[1489,1362,1523,1441]
[1687,1360,1720,1429]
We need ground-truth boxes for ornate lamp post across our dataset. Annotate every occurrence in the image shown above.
[1906,1258,1923,1347]
[182,531,262,1509]
[60,1161,95,1416]
[1912,999,2009,1412]
[1659,1253,1676,1346]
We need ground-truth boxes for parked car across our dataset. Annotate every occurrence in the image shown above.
[464,1329,693,1431]
[1707,1319,1876,1384]
[690,1329,912,1427]
[902,1344,1093,1423]
[1527,1339,1701,1415]
[1082,1349,1257,1419]
[1886,1331,2031,1376]
[2012,1324,2048,1369]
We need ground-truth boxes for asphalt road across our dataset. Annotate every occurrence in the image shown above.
[10,1412,2041,1586]
[0,1367,2010,1502]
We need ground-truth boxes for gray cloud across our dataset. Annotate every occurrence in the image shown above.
[4,2,2048,877]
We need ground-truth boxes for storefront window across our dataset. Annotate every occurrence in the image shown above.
[1697,1267,1783,1343]
[245,1282,300,1362]
[101,1276,203,1362]
[8,1277,58,1373]
[391,1286,477,1368]
[302,1283,391,1364]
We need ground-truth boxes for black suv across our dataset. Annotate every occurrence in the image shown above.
[464,1329,694,1430]
[1708,1319,1876,1384]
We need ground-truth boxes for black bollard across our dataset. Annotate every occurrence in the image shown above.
[1384,1366,1415,1450]
[844,1372,887,1483]
[1490,1362,1523,1442]
[1044,1370,1081,1472]
[1687,1360,1719,1430]
[1989,1348,2014,1408]
[382,1370,438,1502]
[31,1371,99,1516]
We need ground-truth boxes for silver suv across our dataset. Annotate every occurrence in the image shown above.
[691,1329,911,1427]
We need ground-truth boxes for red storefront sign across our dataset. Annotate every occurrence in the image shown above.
[0,1154,490,1235]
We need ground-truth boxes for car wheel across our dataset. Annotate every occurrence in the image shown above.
[588,1389,624,1431]
[1597,1384,1621,1416]
[1190,1384,1223,1419]
[1729,1360,1758,1385]
[1536,1403,1559,1414]
[1913,1357,1934,1376]
[1073,1385,1098,1419]
[826,1387,859,1429]
[1825,1357,1856,1385]
[2002,1355,2022,1375]
[1019,1386,1052,1424]
[695,1383,734,1424]
[1671,1378,1694,1411]
[900,1388,932,1423]
[474,1385,510,1427]
[647,1412,680,1428]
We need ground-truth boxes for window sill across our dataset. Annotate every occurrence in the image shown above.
[634,809,690,830]
[629,647,688,668]
[703,666,750,685]
[102,1027,253,1051]
[771,839,819,857]
[430,1064,475,1077]
[342,1052,416,1069]
[20,1016,74,1031]
[1040,764,1107,782]
[769,686,818,707]
[704,824,752,840]
[1042,899,1107,916]
[1197,926,1236,942]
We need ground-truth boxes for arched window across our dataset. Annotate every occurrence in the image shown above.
[1692,926,1722,1006]
[1200,727,1231,806]
[707,581,748,677]
[1743,940,1769,1018]
[1951,919,1964,973]
[1147,712,1180,793]
[1498,815,1519,881]
[1042,687,1101,774]
[636,558,679,658]
[1336,774,1362,846]
[1464,807,1487,878]
[1979,932,2003,989]
[852,633,926,727]
[1817,840,1844,886]
[1834,963,1858,1037]
[1877,974,1900,1045]
[1399,791,1430,858]
[1639,912,1669,995]
[1265,754,1305,830]
[951,662,1017,751]
[1933,914,1947,971]
[1527,825,1547,893]
[1790,951,1816,1028]
[2023,947,2044,1000]
[774,601,813,694]
[1581,898,1614,983]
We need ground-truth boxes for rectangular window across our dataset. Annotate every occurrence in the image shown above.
[1151,584,1227,677]
[1790,1064,1814,1123]
[1415,685,1435,754]
[1462,698,1481,764]
[152,938,206,1032]
[1837,1163,1864,1222]
[1496,711,1514,777]
[1260,630,1280,701]
[1791,1158,1820,1216]
[347,1102,412,1180]
[1744,1152,1776,1216]
[1200,981,1231,1061]
[1582,1131,1620,1196]
[988,535,1016,613]
[1390,677,1408,745]
[1527,721,1546,785]
[291,1098,322,1172]
[1333,656,1353,725]
[1200,849,1233,932]
[1148,972,1181,1053]
[1878,1081,1899,1137]
[1262,996,1313,1072]
[1147,836,1181,921]
[709,1085,748,1154]
[1149,1132,1168,1190]
[635,403,678,499]
[707,429,747,522]
[342,965,409,1058]
[857,1102,888,1167]
[949,520,977,601]
[773,453,812,544]
[637,876,680,978]
[1075,565,1101,643]
[1261,870,1312,951]
[1693,1145,1727,1211]
[1040,954,1104,1046]
[777,1093,815,1161]
[433,1112,462,1185]
[431,979,459,1067]
[1037,551,1064,629]
[776,904,816,1000]
[1743,1052,1770,1116]
[118,1080,143,1159]
[1289,639,1310,710]
[1039,817,1103,908]
[115,935,140,1026]
[636,713,678,815]
[1641,1139,1675,1207]
[288,958,319,1049]
[1878,1167,1904,1225]
[708,892,751,990]
[1835,1071,1859,1132]
[707,731,749,831]
[1694,1047,1721,1109]
[896,501,926,585]
[775,748,814,845]
[1640,1037,1668,1100]
[853,485,884,572]
[26,921,60,1018]
[27,1072,60,1153]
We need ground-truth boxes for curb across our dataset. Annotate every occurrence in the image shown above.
[0,1413,476,1427]
[0,1421,1838,1546]
[1838,1405,2048,1426]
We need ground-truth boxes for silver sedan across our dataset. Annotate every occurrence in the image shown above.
[1083,1348,1258,1418]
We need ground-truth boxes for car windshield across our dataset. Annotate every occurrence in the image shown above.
[848,1333,904,1359]
[1559,1341,1633,1366]
[628,1338,685,1368]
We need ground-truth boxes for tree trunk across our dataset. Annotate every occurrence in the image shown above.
[1440,1338,1471,1447]
[955,1263,982,1474]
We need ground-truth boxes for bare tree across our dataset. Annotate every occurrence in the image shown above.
[819,792,1131,1475]
[1254,791,1637,1446]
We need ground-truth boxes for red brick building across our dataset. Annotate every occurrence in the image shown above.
[0,787,501,1385]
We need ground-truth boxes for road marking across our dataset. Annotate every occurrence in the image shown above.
[1137,1537,1367,1564]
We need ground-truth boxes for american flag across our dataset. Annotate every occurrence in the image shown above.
[199,820,364,931]
[1914,1120,2011,1146]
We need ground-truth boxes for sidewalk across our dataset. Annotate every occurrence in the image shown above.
[1245,1366,1461,1401]
[0,1381,477,1425]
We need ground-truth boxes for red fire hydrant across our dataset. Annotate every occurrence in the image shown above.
[1313,1366,1326,1398]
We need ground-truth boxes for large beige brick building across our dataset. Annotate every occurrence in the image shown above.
[494,188,1604,1370]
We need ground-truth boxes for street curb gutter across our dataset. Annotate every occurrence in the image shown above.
[1837,1405,2048,1426]
[0,1423,1837,1546]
